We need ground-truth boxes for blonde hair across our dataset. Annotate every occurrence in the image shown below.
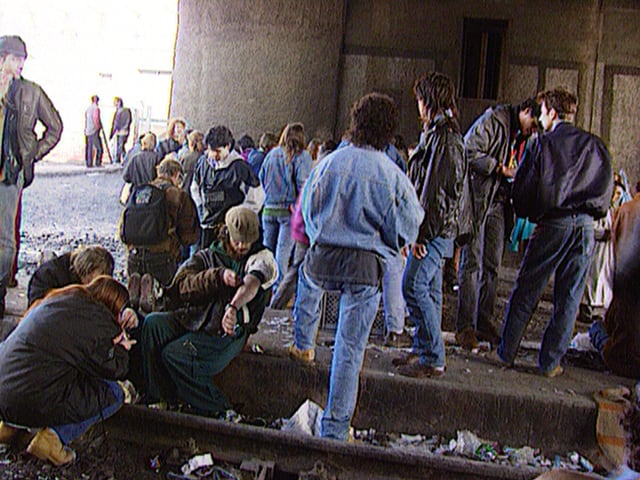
[187,130,204,152]
[141,132,157,151]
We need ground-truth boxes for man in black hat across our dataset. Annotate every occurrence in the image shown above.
[0,35,62,318]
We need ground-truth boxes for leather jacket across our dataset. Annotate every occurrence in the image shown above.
[2,77,63,187]
[407,114,471,244]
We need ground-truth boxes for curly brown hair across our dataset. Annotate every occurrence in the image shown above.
[348,93,398,151]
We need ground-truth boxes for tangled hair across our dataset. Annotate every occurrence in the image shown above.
[70,245,114,283]
[536,87,577,120]
[279,123,306,164]
[259,132,278,151]
[348,93,398,151]
[157,157,182,177]
[413,72,458,119]
[187,130,205,152]
[140,132,157,151]
[43,275,128,321]
[215,224,247,261]
[206,125,235,150]
[517,96,541,118]
[167,117,186,139]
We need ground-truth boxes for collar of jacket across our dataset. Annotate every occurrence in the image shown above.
[209,149,243,170]
[426,113,452,133]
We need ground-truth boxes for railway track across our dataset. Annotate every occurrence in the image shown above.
[105,405,546,479]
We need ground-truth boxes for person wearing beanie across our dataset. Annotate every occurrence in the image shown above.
[0,35,63,319]
[141,206,277,416]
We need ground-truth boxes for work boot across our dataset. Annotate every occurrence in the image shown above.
[397,363,446,379]
[127,272,141,310]
[0,421,18,444]
[391,352,420,367]
[288,344,315,364]
[26,428,76,466]
[383,331,413,348]
[455,327,479,351]
[542,365,564,378]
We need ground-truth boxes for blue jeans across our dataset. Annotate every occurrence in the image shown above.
[381,255,406,334]
[52,380,123,445]
[402,238,452,368]
[292,263,325,351]
[262,214,294,293]
[498,214,595,373]
[456,200,505,333]
[0,182,22,302]
[271,241,308,309]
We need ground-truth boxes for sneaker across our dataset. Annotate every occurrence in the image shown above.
[140,273,155,313]
[288,344,315,363]
[485,349,514,368]
[542,365,564,378]
[391,352,420,367]
[397,363,446,378]
[455,327,479,351]
[26,428,76,466]
[127,273,141,310]
[384,331,413,348]
[0,421,18,444]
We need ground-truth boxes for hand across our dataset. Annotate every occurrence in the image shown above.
[221,305,237,336]
[411,243,427,259]
[113,330,137,351]
[501,165,516,178]
[118,307,139,329]
[400,245,409,258]
[222,269,242,287]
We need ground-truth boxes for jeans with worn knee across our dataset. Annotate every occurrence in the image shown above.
[498,214,595,373]
[0,182,22,303]
[52,380,123,445]
[402,237,452,368]
[262,213,294,293]
[456,200,505,333]
[381,255,406,334]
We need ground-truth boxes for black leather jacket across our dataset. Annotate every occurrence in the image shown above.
[1,77,63,187]
[407,115,471,244]
[512,122,613,222]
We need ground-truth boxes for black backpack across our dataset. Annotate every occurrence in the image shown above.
[119,184,170,245]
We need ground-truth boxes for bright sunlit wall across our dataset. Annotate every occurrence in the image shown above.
[0,0,177,163]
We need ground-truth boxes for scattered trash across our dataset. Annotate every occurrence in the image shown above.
[452,430,483,457]
[240,458,275,480]
[570,332,596,352]
[282,399,324,437]
[149,454,162,472]
[181,453,214,475]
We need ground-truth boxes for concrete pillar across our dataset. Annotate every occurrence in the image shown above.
[171,0,346,142]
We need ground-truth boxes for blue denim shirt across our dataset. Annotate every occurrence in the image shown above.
[259,146,312,209]
[302,144,423,261]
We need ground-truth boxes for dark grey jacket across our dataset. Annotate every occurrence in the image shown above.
[465,105,514,229]
[0,293,127,427]
[512,122,612,222]
[407,115,471,244]
[2,77,63,187]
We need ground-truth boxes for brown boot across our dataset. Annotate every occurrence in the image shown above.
[26,428,76,466]
[455,327,479,351]
[0,421,18,444]
[288,344,315,364]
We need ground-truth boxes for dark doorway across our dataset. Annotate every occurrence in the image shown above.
[461,18,507,100]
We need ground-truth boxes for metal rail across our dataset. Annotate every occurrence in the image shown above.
[106,406,546,480]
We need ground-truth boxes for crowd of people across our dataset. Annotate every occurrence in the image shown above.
[0,34,639,476]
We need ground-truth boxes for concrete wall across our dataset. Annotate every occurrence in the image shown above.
[172,0,640,183]
[171,0,345,142]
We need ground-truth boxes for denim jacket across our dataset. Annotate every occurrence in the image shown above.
[301,144,423,261]
[259,146,312,210]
